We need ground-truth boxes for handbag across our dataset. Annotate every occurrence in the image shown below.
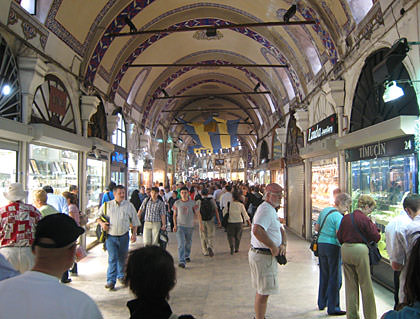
[310,209,338,257]
[221,202,230,228]
[350,213,382,265]
[275,253,287,265]
[159,229,169,250]
[75,245,87,262]
[96,202,109,244]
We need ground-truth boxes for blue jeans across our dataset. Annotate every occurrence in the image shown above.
[106,232,129,284]
[318,242,343,314]
[176,226,194,264]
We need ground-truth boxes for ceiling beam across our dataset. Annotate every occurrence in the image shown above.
[106,20,316,37]
[130,63,287,68]
[155,91,270,100]
[162,107,259,113]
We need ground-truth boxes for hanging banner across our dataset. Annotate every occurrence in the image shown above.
[49,86,67,116]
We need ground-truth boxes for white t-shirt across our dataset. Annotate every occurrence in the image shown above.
[220,192,233,210]
[251,201,283,249]
[0,271,103,319]
[385,211,411,263]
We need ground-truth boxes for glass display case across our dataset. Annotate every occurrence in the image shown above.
[349,154,417,259]
[311,157,339,232]
[0,150,17,206]
[128,170,139,197]
[28,144,78,201]
[86,158,106,211]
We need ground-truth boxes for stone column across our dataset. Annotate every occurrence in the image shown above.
[18,57,47,191]
[323,80,346,191]
[80,95,100,138]
[294,110,309,147]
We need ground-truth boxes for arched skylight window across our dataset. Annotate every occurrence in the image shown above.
[347,0,373,24]
[111,113,126,148]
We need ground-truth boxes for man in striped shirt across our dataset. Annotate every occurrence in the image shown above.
[140,187,166,246]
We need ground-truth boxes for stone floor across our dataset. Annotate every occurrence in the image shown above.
[71,226,393,319]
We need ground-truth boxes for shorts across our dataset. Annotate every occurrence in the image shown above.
[248,249,279,295]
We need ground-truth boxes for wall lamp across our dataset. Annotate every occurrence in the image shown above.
[382,79,420,103]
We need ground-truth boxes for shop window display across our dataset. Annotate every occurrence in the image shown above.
[311,158,339,231]
[349,155,417,259]
[86,159,106,210]
[28,145,78,200]
[0,150,17,206]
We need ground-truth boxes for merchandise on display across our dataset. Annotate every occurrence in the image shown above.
[350,154,417,259]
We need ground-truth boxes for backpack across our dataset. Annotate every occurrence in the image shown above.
[200,198,214,221]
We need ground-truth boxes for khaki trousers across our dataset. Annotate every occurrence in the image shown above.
[341,243,376,319]
[199,220,215,254]
[143,221,161,246]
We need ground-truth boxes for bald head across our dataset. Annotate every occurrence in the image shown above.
[265,183,283,194]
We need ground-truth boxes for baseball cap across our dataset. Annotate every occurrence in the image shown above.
[33,214,85,248]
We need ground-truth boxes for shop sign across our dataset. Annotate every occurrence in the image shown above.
[307,114,338,143]
[111,151,127,165]
[345,135,415,162]
[49,86,67,116]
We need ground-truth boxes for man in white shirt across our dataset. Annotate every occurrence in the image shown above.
[97,185,140,290]
[249,183,287,319]
[0,213,103,319]
[385,209,411,308]
[391,193,420,304]
[220,185,233,211]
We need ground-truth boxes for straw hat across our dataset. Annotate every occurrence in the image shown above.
[3,183,27,202]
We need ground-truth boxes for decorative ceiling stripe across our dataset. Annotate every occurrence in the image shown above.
[107,18,302,99]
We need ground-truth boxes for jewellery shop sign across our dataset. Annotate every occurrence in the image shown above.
[307,114,338,143]
[345,135,415,162]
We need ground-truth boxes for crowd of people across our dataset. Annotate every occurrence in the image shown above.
[1,179,420,319]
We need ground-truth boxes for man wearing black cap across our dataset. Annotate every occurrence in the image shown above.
[0,214,103,318]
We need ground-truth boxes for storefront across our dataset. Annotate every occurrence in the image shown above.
[300,114,339,235]
[27,144,79,199]
[338,115,418,290]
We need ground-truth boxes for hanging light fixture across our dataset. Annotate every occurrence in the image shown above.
[1,84,11,96]
[383,81,404,103]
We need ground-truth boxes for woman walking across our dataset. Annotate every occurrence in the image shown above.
[223,190,251,254]
[337,195,380,319]
[315,193,351,316]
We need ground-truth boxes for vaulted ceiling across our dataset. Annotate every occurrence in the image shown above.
[38,0,376,151]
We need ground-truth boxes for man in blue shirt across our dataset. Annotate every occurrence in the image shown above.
[101,182,116,206]
[42,186,68,215]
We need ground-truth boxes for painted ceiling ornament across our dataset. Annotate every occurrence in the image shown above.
[192,30,224,40]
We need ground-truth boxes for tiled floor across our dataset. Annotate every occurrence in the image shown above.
[71,226,393,319]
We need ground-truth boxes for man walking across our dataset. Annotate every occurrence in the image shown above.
[390,193,420,303]
[173,187,203,268]
[97,185,139,290]
[139,187,166,246]
[0,183,41,273]
[249,183,287,319]
[198,188,221,257]
[0,213,103,318]
[42,185,68,215]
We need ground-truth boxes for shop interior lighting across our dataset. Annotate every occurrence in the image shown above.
[383,81,404,103]
[1,84,11,96]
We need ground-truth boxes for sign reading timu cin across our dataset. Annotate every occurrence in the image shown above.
[307,114,338,143]
[345,135,415,162]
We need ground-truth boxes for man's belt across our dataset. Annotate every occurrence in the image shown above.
[250,247,272,255]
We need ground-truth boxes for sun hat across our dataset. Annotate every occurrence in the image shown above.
[3,183,28,202]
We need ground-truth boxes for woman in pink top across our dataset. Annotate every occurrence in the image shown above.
[62,191,80,278]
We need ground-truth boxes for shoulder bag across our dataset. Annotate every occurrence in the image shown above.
[310,209,338,257]
[350,213,382,265]
[221,202,230,228]
[96,202,109,245]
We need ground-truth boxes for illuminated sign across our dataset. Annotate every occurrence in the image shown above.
[307,114,338,143]
[111,151,127,165]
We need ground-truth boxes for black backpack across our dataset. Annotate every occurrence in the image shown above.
[200,198,214,221]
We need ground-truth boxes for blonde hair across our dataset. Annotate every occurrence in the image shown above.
[358,195,376,209]
[33,189,47,204]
